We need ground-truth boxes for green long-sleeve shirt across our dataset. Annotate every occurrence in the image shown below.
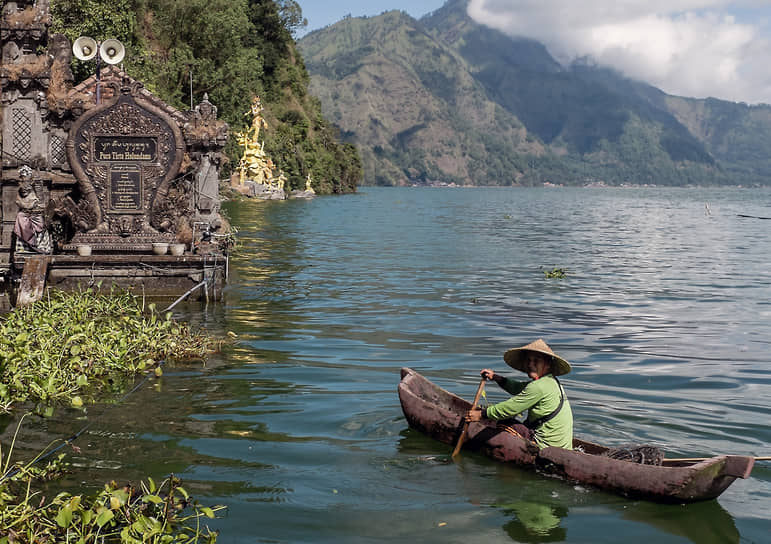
[484,374,573,450]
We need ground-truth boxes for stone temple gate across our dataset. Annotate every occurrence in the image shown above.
[1,1,231,306]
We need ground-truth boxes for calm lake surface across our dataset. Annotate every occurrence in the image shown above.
[15,187,771,542]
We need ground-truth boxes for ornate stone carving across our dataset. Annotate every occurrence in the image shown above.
[181,94,228,225]
[66,82,185,244]
[2,8,229,262]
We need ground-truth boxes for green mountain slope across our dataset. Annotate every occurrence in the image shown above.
[664,97,771,180]
[300,11,547,185]
[301,0,771,186]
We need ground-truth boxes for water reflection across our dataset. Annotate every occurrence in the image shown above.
[622,501,739,544]
[500,501,567,542]
[495,489,740,544]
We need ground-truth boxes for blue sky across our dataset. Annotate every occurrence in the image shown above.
[296,1,771,104]
[296,1,446,35]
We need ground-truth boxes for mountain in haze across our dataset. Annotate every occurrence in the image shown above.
[299,0,771,186]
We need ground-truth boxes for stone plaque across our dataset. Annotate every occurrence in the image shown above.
[66,83,185,242]
[109,164,142,212]
[95,136,157,162]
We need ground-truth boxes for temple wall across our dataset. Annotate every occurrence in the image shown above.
[0,1,230,300]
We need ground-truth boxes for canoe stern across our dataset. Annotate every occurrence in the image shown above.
[538,447,754,503]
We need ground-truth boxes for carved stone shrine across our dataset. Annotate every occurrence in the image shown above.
[1,1,231,305]
[66,81,186,249]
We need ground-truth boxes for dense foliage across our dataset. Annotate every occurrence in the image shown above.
[0,291,226,540]
[0,289,220,412]
[0,452,222,542]
[50,0,361,193]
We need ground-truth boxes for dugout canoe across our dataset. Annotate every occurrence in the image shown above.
[398,367,754,503]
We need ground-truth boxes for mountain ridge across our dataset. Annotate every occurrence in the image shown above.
[299,0,771,186]
[301,9,538,185]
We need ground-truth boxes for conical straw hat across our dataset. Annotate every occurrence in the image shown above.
[503,338,571,376]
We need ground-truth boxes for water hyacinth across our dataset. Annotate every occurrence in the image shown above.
[0,453,223,543]
[0,289,222,412]
[0,292,227,541]
[543,267,568,279]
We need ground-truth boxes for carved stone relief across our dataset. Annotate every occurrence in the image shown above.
[65,82,185,246]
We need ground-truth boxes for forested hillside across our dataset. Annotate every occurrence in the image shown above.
[50,0,361,194]
[301,0,771,187]
[298,10,540,186]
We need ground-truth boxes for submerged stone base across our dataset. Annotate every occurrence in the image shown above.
[236,181,286,200]
[5,252,227,307]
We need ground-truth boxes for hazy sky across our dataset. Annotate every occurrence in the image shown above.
[297,0,771,104]
[296,1,446,35]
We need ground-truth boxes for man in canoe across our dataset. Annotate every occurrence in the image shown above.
[465,339,573,450]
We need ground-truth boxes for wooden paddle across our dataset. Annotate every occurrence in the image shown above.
[452,378,486,457]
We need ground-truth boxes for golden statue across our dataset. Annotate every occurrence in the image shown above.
[247,96,268,142]
[262,158,276,187]
[305,173,315,194]
[277,171,287,191]
[237,95,275,186]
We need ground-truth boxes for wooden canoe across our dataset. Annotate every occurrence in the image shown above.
[398,367,754,503]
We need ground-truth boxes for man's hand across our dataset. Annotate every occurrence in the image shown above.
[465,408,484,422]
[480,368,496,381]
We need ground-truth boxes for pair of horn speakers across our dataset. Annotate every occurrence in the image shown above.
[72,36,125,65]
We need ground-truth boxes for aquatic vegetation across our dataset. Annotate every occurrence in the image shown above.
[543,267,568,279]
[0,289,222,413]
[0,289,227,541]
[0,420,222,542]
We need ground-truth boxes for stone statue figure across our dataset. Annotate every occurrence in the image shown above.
[13,168,53,254]
[2,41,20,64]
[187,94,225,217]
[196,93,217,124]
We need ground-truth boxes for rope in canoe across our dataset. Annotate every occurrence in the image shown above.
[601,445,664,466]
[497,425,665,466]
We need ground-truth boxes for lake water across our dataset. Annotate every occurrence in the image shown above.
[14,187,771,542]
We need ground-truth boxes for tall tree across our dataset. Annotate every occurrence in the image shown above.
[49,0,360,193]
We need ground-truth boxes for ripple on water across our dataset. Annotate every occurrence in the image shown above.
[37,188,771,543]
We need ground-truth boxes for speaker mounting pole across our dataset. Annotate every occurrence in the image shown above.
[72,36,127,105]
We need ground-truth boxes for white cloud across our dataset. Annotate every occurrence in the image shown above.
[467,0,771,104]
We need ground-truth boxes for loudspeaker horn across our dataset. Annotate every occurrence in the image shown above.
[72,36,98,61]
[99,39,125,65]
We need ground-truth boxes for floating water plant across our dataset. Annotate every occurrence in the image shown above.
[0,289,223,413]
[543,267,568,279]
[0,300,226,541]
[0,419,222,542]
